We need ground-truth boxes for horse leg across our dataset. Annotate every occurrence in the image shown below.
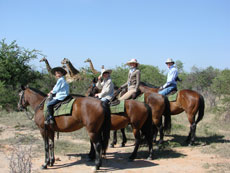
[93,141,102,170]
[49,131,55,167]
[88,141,96,161]
[152,125,158,143]
[129,129,141,160]
[120,128,127,147]
[158,124,164,145]
[41,128,50,169]
[189,123,197,146]
[110,130,117,148]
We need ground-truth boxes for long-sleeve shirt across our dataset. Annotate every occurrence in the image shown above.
[163,65,178,88]
[121,68,140,92]
[52,77,69,100]
[96,77,114,101]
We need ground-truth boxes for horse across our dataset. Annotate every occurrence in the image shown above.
[86,78,171,146]
[139,82,205,145]
[85,79,154,159]
[17,86,111,171]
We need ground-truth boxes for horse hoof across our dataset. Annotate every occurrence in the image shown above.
[110,144,114,148]
[41,165,47,169]
[147,156,152,160]
[120,143,125,147]
[91,167,97,173]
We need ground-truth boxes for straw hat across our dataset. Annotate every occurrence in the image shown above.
[51,67,67,76]
[165,58,175,64]
[100,69,112,77]
[126,59,139,66]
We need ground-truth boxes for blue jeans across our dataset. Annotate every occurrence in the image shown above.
[158,84,177,96]
[47,99,61,116]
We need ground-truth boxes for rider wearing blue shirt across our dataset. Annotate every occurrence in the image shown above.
[158,58,178,96]
[45,67,69,125]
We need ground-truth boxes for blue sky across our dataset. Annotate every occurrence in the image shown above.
[1,0,229,72]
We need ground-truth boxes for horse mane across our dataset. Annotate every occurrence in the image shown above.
[29,87,47,97]
[140,81,158,88]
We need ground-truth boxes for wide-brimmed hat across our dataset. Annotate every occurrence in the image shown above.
[126,59,139,66]
[100,69,112,77]
[51,67,67,76]
[165,58,175,64]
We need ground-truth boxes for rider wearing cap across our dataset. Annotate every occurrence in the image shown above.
[158,58,178,96]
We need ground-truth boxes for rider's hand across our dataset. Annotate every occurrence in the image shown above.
[159,86,164,90]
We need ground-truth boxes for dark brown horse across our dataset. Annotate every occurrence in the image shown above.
[139,82,205,145]
[18,86,111,171]
[86,79,154,159]
[109,99,154,160]
[86,78,171,146]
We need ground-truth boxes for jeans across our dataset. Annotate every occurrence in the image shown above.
[47,99,61,116]
[158,84,177,96]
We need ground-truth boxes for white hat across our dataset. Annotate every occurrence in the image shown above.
[165,58,175,64]
[126,59,139,66]
[100,69,112,77]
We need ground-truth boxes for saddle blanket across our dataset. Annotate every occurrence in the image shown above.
[110,94,145,114]
[168,91,178,102]
[44,99,75,117]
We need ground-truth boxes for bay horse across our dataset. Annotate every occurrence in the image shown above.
[86,78,171,146]
[139,82,205,145]
[18,86,111,171]
[86,79,154,160]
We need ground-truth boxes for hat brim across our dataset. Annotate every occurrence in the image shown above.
[126,62,139,66]
[51,67,67,76]
[100,69,112,77]
[165,61,175,64]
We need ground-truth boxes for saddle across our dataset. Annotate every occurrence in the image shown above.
[54,95,73,110]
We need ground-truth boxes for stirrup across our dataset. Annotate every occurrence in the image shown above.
[45,116,54,125]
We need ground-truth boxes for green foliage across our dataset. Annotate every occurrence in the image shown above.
[0,39,42,110]
[111,65,129,87]
[139,64,165,86]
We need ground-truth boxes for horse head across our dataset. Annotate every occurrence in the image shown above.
[85,77,101,96]
[18,85,29,111]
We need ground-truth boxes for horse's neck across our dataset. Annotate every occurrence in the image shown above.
[139,85,158,93]
[29,94,45,111]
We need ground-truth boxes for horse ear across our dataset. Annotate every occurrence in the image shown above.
[21,85,28,90]
[93,77,98,83]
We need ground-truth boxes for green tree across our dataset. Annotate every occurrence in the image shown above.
[0,39,41,110]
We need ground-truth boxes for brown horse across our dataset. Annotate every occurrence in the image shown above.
[18,86,111,171]
[86,78,171,146]
[109,99,154,160]
[139,82,205,145]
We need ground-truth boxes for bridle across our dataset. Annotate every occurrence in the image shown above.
[18,89,47,120]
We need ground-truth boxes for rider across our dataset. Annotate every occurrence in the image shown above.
[95,68,114,105]
[118,59,140,100]
[45,67,69,125]
[158,58,178,96]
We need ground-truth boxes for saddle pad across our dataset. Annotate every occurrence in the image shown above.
[110,100,125,114]
[44,99,75,117]
[168,91,178,102]
[135,94,145,103]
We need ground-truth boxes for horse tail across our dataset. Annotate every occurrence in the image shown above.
[141,103,153,142]
[195,94,205,124]
[101,102,111,155]
[163,96,171,134]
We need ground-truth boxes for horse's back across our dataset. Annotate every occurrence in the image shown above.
[72,97,105,127]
